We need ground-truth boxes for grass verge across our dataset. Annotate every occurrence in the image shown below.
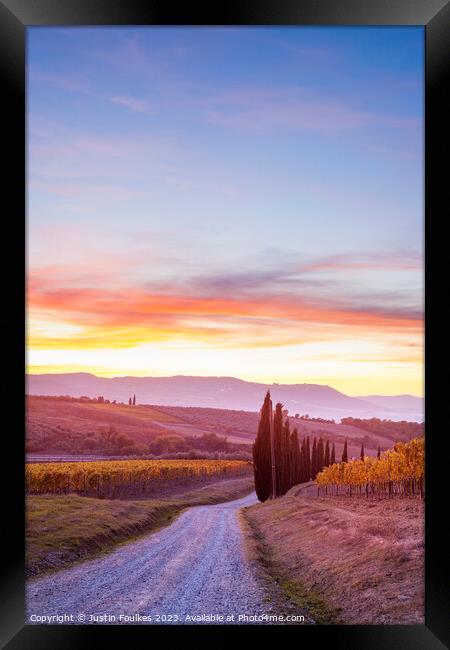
[242,494,424,625]
[27,476,254,578]
[241,505,341,624]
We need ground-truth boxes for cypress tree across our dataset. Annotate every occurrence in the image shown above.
[128,397,132,406]
[342,439,348,463]
[300,438,306,482]
[306,436,311,480]
[289,428,300,489]
[324,439,330,467]
[133,394,136,406]
[377,445,381,459]
[297,437,302,483]
[317,438,324,474]
[252,391,273,502]
[360,442,365,460]
[273,402,284,497]
[281,418,291,494]
[330,442,336,465]
[311,437,317,479]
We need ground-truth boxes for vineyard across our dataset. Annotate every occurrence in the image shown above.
[26,459,253,498]
[316,437,424,497]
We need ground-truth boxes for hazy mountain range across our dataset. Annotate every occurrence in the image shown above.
[26,373,424,422]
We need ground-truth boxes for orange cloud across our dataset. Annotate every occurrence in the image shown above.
[27,270,423,352]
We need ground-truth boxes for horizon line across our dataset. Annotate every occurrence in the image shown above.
[25,370,423,399]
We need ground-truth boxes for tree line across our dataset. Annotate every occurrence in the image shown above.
[253,391,348,501]
[340,417,424,442]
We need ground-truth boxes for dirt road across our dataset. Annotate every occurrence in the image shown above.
[26,492,276,625]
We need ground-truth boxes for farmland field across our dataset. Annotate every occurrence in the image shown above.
[26,459,253,498]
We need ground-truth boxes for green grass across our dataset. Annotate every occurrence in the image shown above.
[27,476,254,578]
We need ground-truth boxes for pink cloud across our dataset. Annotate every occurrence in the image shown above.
[28,267,423,335]
[299,251,422,274]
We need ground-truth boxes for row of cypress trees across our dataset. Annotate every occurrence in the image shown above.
[253,391,345,502]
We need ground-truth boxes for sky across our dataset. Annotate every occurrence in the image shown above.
[27,27,424,395]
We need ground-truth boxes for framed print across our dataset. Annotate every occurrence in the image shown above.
[1,0,449,647]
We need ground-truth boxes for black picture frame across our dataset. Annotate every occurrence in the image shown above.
[1,1,448,647]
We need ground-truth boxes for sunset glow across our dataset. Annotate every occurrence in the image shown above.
[27,27,424,395]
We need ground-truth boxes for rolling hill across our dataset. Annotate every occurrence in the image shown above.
[26,373,424,421]
[26,395,423,460]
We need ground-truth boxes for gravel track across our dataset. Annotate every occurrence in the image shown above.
[27,492,275,625]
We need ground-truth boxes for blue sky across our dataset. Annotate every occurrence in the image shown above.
[27,27,424,395]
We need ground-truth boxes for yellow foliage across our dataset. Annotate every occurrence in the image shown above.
[316,437,424,490]
[26,459,252,495]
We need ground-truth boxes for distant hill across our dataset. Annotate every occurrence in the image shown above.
[356,394,424,415]
[26,373,424,422]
